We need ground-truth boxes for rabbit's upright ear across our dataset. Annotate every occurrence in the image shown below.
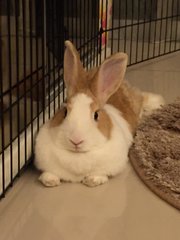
[91,53,128,106]
[64,41,86,97]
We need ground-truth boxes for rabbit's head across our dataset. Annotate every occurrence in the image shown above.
[50,41,128,153]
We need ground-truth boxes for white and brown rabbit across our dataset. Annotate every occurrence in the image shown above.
[35,41,164,187]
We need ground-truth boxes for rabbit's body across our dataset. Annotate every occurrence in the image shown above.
[35,41,164,187]
[35,96,132,184]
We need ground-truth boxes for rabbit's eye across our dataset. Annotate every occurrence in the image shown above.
[94,111,99,121]
[64,108,67,118]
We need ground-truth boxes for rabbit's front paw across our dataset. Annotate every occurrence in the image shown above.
[39,172,60,187]
[82,175,108,187]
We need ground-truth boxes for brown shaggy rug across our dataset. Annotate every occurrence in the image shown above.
[129,99,180,210]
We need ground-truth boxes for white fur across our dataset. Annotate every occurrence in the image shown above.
[35,93,133,186]
[141,92,165,117]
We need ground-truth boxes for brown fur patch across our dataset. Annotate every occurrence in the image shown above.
[90,102,112,139]
[108,81,143,134]
[50,107,67,127]
[90,101,99,112]
[69,87,98,106]
[97,109,112,139]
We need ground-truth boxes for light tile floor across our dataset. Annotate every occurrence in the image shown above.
[0,52,180,240]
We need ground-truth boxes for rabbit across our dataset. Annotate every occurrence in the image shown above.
[34,40,164,187]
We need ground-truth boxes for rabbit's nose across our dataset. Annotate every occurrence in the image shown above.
[69,139,84,146]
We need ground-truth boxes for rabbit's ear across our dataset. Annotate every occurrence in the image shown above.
[64,41,86,97]
[91,53,128,105]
